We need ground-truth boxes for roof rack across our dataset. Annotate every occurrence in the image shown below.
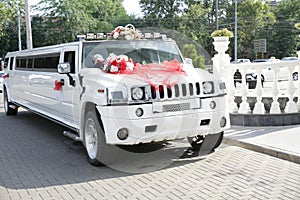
[76,32,168,41]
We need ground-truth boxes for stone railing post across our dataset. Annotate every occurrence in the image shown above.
[253,68,265,114]
[270,66,281,114]
[212,36,231,75]
[285,65,298,113]
[297,63,300,111]
[212,37,237,113]
[238,67,249,113]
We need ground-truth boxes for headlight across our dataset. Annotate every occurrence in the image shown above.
[132,87,144,100]
[203,82,214,94]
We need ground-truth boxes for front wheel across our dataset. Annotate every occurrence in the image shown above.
[187,132,224,153]
[292,72,298,81]
[3,88,18,115]
[187,135,205,150]
[84,110,105,166]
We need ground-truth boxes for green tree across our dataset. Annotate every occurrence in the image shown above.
[224,0,275,59]
[182,44,198,59]
[268,0,300,58]
[139,0,184,29]
[34,0,129,45]
[182,44,205,69]
[179,3,212,49]
[0,0,26,57]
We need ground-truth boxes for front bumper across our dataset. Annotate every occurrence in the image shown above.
[97,97,229,145]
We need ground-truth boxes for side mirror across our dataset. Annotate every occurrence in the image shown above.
[58,63,71,74]
[184,58,193,65]
[57,62,75,87]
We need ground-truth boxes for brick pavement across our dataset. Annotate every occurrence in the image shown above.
[1,108,300,199]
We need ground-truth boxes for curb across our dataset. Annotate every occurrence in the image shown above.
[223,137,300,164]
[230,113,300,126]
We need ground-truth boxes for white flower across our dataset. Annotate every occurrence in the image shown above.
[121,55,129,61]
[103,64,109,71]
[93,54,105,64]
[107,53,117,63]
[126,62,134,70]
[113,32,119,39]
[125,34,133,40]
[110,65,119,72]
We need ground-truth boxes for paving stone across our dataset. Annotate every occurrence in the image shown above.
[1,109,300,199]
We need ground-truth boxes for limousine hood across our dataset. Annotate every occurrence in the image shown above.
[97,63,204,88]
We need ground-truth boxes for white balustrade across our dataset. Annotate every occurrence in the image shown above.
[297,64,300,111]
[212,39,300,115]
[253,68,265,114]
[238,67,250,114]
[270,66,281,114]
[228,67,238,113]
[285,65,298,113]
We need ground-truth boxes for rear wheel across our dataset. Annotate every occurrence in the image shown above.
[3,88,18,115]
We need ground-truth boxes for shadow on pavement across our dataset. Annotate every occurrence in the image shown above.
[0,111,207,190]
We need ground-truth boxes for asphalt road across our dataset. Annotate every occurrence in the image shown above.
[0,97,300,199]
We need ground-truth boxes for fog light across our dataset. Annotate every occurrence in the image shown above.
[135,108,144,117]
[210,101,216,109]
[220,117,227,128]
[117,128,129,140]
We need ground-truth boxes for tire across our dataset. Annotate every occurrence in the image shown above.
[292,72,298,81]
[261,75,264,87]
[84,110,105,166]
[213,131,224,149]
[187,132,224,153]
[187,135,205,151]
[3,88,18,116]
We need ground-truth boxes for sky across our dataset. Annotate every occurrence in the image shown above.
[29,0,142,16]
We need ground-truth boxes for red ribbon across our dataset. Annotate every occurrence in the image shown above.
[2,74,9,79]
[107,59,186,90]
[54,80,63,91]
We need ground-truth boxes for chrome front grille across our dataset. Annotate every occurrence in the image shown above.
[162,102,190,112]
[151,82,201,100]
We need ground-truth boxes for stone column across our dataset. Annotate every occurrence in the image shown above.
[212,36,238,113]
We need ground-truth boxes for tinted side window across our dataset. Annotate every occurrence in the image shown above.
[16,57,27,70]
[9,57,14,70]
[27,58,33,70]
[33,53,60,72]
[64,51,75,73]
[4,58,9,69]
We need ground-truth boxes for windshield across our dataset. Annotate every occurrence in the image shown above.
[82,40,183,69]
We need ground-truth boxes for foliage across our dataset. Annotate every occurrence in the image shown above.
[33,0,129,45]
[178,3,212,52]
[182,44,198,59]
[182,44,205,69]
[295,23,300,29]
[211,28,234,38]
[1,0,300,61]
[223,0,275,59]
[139,0,184,29]
[268,0,300,58]
[0,0,26,57]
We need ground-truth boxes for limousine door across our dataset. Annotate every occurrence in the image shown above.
[26,47,79,128]
[57,47,80,126]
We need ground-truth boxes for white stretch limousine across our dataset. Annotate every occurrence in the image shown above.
[3,28,229,165]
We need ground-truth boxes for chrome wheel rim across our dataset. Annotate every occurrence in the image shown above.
[85,118,98,160]
[293,73,298,81]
